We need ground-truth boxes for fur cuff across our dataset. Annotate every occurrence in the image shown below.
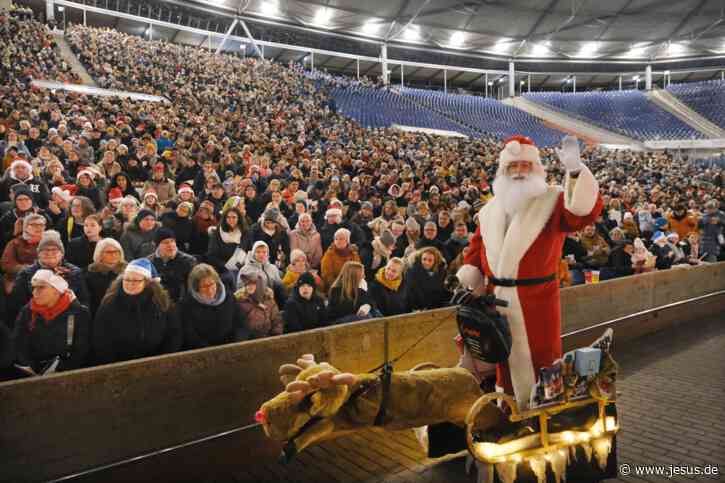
[564,165,599,216]
[456,264,485,290]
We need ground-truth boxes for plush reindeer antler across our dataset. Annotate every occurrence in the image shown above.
[279,364,303,386]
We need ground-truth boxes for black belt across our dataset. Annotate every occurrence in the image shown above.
[489,273,556,287]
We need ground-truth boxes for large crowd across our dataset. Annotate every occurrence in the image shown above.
[0,15,723,378]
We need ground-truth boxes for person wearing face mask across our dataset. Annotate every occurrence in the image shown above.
[8,230,89,327]
[283,271,327,333]
[12,269,91,375]
[1,214,45,294]
[180,263,247,350]
[83,238,126,317]
[92,258,181,364]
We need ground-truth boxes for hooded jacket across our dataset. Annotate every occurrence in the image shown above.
[234,285,283,339]
[283,279,328,333]
[92,280,182,364]
[288,223,323,269]
[180,275,248,349]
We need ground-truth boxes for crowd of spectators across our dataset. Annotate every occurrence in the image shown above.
[0,19,723,378]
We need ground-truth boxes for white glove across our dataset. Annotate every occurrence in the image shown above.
[357,304,371,316]
[555,135,583,173]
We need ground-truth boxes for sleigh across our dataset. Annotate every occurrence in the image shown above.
[464,329,619,483]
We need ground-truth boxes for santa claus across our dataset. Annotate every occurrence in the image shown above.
[457,134,603,408]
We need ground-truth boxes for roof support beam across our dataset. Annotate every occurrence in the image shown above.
[536,75,551,89]
[362,62,379,76]
[448,71,465,84]
[386,0,432,42]
[426,69,442,81]
[215,18,237,54]
[668,0,708,39]
[466,73,485,87]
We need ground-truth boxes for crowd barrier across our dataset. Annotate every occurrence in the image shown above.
[1,262,723,482]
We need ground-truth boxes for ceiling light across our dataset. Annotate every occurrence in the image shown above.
[314,7,332,26]
[664,70,670,75]
[565,78,572,84]
[450,31,465,47]
[259,1,277,16]
[633,75,640,81]
[520,80,525,85]
[402,25,420,41]
[532,43,550,56]
[487,81,494,86]
[361,20,380,36]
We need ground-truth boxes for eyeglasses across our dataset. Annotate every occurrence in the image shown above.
[39,247,61,254]
[28,222,46,228]
[102,249,121,255]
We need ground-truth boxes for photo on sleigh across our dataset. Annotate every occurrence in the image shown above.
[530,360,565,408]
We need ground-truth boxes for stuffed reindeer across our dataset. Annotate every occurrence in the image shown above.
[255,354,505,462]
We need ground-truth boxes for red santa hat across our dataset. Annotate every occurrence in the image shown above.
[497,135,545,178]
[178,183,194,196]
[51,186,72,203]
[108,187,123,202]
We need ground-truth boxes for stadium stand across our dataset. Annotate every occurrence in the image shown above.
[666,80,725,130]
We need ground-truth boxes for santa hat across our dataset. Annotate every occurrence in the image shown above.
[623,212,634,221]
[125,258,160,282]
[143,188,158,200]
[108,187,123,202]
[652,231,667,243]
[31,269,69,293]
[178,184,194,196]
[77,169,95,180]
[51,186,72,203]
[497,135,545,178]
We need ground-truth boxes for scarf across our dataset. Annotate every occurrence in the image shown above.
[375,267,402,292]
[219,226,242,244]
[333,245,352,258]
[191,280,226,307]
[29,290,73,330]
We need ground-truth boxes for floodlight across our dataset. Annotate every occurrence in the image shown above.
[259,1,277,16]
[450,32,465,47]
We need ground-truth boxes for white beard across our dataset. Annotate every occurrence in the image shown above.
[493,173,548,217]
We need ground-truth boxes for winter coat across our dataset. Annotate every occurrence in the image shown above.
[369,272,408,317]
[320,244,361,292]
[327,286,375,323]
[699,211,725,260]
[243,223,289,267]
[651,243,674,270]
[579,233,611,268]
[55,215,84,248]
[83,262,126,317]
[235,286,283,339]
[92,282,182,364]
[1,236,37,287]
[206,226,242,273]
[142,178,176,205]
[180,282,248,349]
[9,261,89,328]
[283,291,327,333]
[607,244,634,278]
[13,298,91,373]
[0,321,11,369]
[76,186,102,210]
[67,235,97,270]
[148,250,197,302]
[288,226,323,269]
[667,213,698,240]
[160,212,193,253]
[443,236,468,263]
[319,221,363,252]
[405,258,449,312]
[120,222,158,260]
[0,174,49,208]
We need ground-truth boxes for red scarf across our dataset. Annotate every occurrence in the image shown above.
[29,291,73,331]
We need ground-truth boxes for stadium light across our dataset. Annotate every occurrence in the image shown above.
[314,7,332,26]
[450,32,465,47]
[532,43,550,56]
[577,42,599,58]
[667,42,685,56]
[361,20,380,36]
[402,25,421,41]
[633,75,640,81]
[259,1,277,16]
[487,81,494,86]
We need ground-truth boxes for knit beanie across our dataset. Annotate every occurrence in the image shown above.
[296,271,317,289]
[31,269,68,293]
[380,229,395,248]
[154,227,176,244]
[38,230,65,254]
[135,209,156,225]
[263,207,280,223]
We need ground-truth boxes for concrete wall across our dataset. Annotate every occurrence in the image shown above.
[1,263,723,482]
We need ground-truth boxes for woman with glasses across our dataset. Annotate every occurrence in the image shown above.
[1,213,45,294]
[180,263,247,350]
[92,258,181,365]
[83,238,126,317]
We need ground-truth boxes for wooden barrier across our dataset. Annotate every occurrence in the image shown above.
[1,262,723,483]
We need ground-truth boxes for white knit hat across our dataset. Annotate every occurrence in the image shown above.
[497,135,545,178]
[325,207,343,219]
[31,269,69,293]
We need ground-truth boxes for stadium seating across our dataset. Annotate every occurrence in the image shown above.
[666,80,725,129]
[523,90,704,141]
[401,87,565,147]
[329,86,479,137]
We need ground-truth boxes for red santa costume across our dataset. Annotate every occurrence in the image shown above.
[457,135,603,408]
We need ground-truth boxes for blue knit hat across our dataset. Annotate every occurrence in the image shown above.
[125,258,160,282]
[654,217,668,229]
[651,231,667,243]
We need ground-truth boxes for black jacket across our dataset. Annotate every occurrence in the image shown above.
[607,244,634,278]
[283,291,327,333]
[206,227,240,273]
[327,286,374,323]
[13,298,91,373]
[83,262,125,317]
[405,261,449,311]
[160,212,194,253]
[9,261,89,328]
[92,283,182,364]
[179,290,247,350]
[243,223,290,267]
[148,251,197,302]
[67,235,97,270]
[369,277,408,317]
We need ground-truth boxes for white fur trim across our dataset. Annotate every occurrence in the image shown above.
[456,264,485,290]
[477,187,562,408]
[499,142,541,169]
[125,263,152,280]
[564,165,599,217]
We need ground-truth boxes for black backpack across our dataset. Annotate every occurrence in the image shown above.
[451,289,512,364]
